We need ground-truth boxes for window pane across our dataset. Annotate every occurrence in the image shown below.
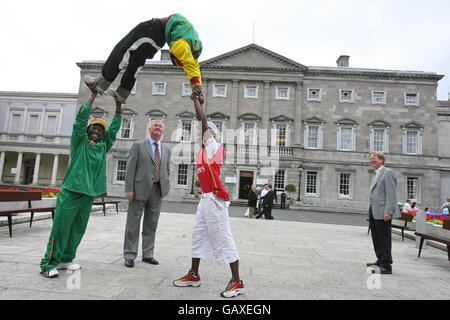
[308,126,319,148]
[406,131,418,154]
[181,120,192,142]
[212,120,224,143]
[373,129,385,151]
[29,115,39,134]
[244,122,255,145]
[121,117,132,139]
[46,116,57,135]
[276,123,287,147]
[339,173,350,196]
[116,160,127,181]
[340,127,352,150]
[306,171,318,194]
[407,177,419,200]
[177,164,188,185]
[274,169,285,189]
[10,114,21,133]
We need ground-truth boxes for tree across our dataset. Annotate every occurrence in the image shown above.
[284,184,296,198]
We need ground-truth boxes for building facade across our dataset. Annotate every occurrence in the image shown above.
[1,44,448,213]
[0,92,77,186]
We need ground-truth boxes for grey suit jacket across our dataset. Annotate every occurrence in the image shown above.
[125,139,171,200]
[369,166,400,220]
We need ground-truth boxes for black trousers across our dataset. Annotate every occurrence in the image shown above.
[102,18,165,92]
[369,207,393,267]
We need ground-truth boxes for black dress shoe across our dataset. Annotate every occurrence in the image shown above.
[142,257,159,265]
[125,259,134,268]
[379,266,392,274]
[366,261,379,267]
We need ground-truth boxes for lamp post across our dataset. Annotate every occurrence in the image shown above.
[297,165,303,201]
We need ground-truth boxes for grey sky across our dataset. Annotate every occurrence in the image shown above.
[0,0,449,100]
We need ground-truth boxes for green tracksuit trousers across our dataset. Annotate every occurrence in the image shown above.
[40,188,94,271]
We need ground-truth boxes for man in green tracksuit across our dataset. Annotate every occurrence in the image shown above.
[40,83,122,278]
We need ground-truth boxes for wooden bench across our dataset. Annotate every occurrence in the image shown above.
[0,191,55,237]
[93,193,120,216]
[415,219,450,261]
[367,212,414,241]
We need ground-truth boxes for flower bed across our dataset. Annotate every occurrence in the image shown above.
[402,211,449,226]
[0,186,60,198]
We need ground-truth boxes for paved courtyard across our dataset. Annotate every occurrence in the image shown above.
[0,208,449,300]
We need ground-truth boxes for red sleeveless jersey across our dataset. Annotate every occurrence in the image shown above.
[196,140,229,201]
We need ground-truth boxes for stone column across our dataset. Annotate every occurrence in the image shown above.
[293,81,303,146]
[0,151,5,182]
[14,152,23,184]
[51,154,59,186]
[230,79,240,130]
[32,153,41,185]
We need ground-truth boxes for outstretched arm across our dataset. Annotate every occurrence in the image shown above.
[193,98,209,139]
[87,82,97,105]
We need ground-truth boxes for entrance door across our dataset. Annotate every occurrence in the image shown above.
[239,171,254,199]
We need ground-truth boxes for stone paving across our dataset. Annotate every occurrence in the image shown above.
[0,208,449,300]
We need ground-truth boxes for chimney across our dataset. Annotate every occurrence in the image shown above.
[336,55,350,67]
[160,49,171,61]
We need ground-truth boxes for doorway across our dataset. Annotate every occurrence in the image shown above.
[239,171,254,199]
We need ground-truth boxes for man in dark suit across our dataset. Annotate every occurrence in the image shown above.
[367,152,400,274]
[247,185,258,218]
[123,120,171,267]
[256,184,274,220]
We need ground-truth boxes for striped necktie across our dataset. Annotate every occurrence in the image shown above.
[153,142,160,182]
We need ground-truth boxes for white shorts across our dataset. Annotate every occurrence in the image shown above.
[191,193,239,265]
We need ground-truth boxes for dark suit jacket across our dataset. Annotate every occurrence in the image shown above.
[261,189,274,208]
[247,190,258,208]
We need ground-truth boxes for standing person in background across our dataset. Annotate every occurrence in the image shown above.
[366,152,400,275]
[123,120,171,268]
[247,185,258,218]
[402,199,412,213]
[40,83,122,278]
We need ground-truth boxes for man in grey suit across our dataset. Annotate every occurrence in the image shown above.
[123,120,170,267]
[367,151,400,274]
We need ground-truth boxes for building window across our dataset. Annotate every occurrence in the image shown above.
[337,127,355,151]
[371,91,386,105]
[339,89,354,103]
[244,85,259,99]
[182,83,192,96]
[28,114,39,134]
[213,84,227,97]
[243,122,257,145]
[275,123,288,147]
[177,164,189,186]
[120,116,134,139]
[211,120,225,143]
[45,115,57,135]
[404,93,419,106]
[275,86,290,100]
[403,130,422,155]
[370,128,389,153]
[406,176,420,201]
[152,82,166,95]
[10,114,22,133]
[115,160,127,183]
[306,171,319,196]
[178,119,193,142]
[274,169,286,190]
[305,125,323,149]
[338,172,352,199]
[307,88,322,102]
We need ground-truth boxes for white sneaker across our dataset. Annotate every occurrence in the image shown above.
[40,268,59,278]
[83,75,104,95]
[57,262,81,271]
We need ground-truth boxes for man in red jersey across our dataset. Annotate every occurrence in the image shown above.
[173,98,244,298]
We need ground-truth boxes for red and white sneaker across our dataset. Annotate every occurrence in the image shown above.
[221,278,244,298]
[173,270,201,287]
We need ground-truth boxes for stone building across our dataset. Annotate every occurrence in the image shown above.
[0,91,77,186]
[1,44,448,213]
